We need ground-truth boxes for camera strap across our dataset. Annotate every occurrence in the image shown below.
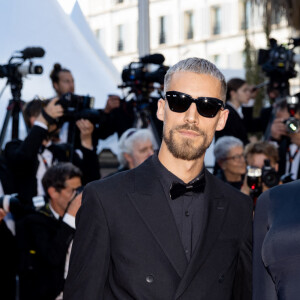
[287,146,300,173]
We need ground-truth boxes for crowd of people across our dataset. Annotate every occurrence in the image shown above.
[0,62,157,299]
[0,56,300,299]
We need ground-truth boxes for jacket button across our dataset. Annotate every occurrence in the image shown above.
[146,275,154,283]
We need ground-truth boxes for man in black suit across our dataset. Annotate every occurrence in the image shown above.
[17,162,82,300]
[64,57,253,300]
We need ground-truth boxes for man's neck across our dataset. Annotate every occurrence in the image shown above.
[228,99,240,110]
[224,170,242,182]
[158,143,204,183]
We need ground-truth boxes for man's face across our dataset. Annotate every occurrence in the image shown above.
[221,146,246,176]
[55,177,81,213]
[125,139,154,169]
[233,83,251,105]
[53,71,75,96]
[157,71,228,161]
[246,153,277,170]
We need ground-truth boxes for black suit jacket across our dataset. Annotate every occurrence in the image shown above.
[5,125,100,205]
[215,104,249,145]
[64,156,252,300]
[0,155,17,300]
[16,204,75,300]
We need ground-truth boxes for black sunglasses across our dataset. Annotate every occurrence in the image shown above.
[165,91,225,118]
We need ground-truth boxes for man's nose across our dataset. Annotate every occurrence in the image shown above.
[184,103,198,123]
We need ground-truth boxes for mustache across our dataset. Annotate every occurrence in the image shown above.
[175,124,205,135]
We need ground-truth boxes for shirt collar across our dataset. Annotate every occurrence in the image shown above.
[227,101,244,119]
[49,203,59,220]
[152,151,205,189]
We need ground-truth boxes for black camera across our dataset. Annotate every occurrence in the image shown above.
[284,94,300,133]
[121,53,168,86]
[258,38,299,82]
[0,194,21,214]
[56,93,100,124]
[247,159,280,200]
[0,47,44,80]
[119,53,169,104]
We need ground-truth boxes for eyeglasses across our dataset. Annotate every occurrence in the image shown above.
[165,91,225,118]
[224,154,245,162]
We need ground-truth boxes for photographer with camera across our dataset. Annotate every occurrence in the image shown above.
[16,162,82,300]
[241,141,280,205]
[4,96,100,207]
[268,94,300,181]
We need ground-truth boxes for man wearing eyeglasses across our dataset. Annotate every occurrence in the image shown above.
[17,162,83,300]
[64,57,252,300]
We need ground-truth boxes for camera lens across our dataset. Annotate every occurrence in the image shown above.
[285,117,300,133]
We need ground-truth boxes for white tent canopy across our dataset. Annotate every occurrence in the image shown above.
[0,0,120,110]
[70,1,121,85]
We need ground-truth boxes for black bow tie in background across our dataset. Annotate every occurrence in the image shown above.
[169,176,205,200]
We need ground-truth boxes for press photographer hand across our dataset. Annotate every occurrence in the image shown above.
[0,208,6,222]
[76,119,94,150]
[104,95,120,114]
[270,117,289,140]
[66,192,82,217]
[289,131,300,146]
[36,97,64,127]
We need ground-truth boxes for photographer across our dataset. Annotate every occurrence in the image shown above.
[241,141,280,204]
[16,162,82,300]
[269,95,300,180]
[4,97,100,206]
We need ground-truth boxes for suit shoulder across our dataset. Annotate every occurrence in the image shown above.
[207,171,252,208]
[85,167,135,192]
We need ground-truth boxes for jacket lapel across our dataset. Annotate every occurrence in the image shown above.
[175,170,229,299]
[128,158,188,278]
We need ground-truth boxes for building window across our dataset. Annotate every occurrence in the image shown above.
[117,25,124,52]
[184,11,194,40]
[159,16,166,44]
[213,54,220,66]
[211,6,221,35]
[95,28,103,44]
[241,0,251,30]
[271,9,281,25]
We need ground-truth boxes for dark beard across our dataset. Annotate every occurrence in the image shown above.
[163,124,210,161]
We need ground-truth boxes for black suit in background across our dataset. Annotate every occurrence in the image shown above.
[215,103,249,145]
[5,125,100,205]
[0,154,17,300]
[16,204,75,300]
[0,220,17,300]
[64,155,252,300]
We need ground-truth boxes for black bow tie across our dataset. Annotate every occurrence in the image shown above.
[169,176,205,200]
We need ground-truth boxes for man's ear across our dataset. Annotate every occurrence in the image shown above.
[47,186,58,200]
[123,153,133,169]
[216,108,229,131]
[218,160,226,170]
[53,82,58,93]
[156,98,165,121]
